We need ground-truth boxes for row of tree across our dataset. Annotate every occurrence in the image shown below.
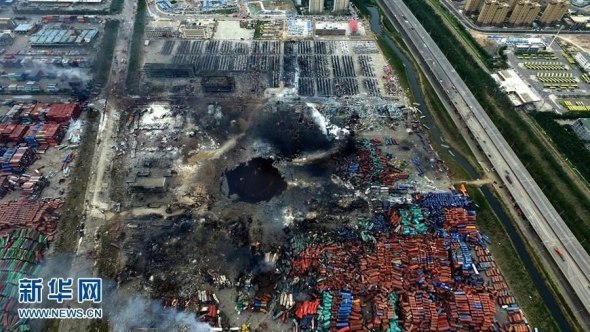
[402,0,590,250]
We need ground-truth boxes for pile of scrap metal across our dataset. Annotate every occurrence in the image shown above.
[241,191,529,332]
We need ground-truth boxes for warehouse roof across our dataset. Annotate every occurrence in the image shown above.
[492,69,541,107]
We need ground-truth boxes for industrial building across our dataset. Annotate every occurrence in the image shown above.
[0,18,15,30]
[333,0,349,11]
[574,53,590,72]
[202,76,235,93]
[539,0,570,25]
[465,0,484,13]
[492,69,541,107]
[509,0,542,25]
[29,28,99,47]
[14,24,36,34]
[143,63,196,78]
[477,0,510,25]
[572,118,590,141]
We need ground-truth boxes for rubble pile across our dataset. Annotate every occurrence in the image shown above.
[0,174,48,198]
[241,190,529,332]
[162,290,222,327]
[346,139,409,185]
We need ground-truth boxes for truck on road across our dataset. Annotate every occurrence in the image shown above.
[554,247,565,261]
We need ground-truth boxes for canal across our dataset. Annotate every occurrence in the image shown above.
[366,5,571,331]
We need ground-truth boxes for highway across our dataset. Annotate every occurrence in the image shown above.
[379,0,590,319]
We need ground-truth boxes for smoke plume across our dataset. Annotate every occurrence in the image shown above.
[106,295,213,332]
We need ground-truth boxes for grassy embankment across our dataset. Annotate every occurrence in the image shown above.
[467,186,561,331]
[400,0,585,329]
[402,0,590,253]
[534,113,590,189]
[54,110,100,253]
[356,0,571,329]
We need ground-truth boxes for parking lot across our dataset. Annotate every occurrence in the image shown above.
[505,38,590,111]
[523,61,567,71]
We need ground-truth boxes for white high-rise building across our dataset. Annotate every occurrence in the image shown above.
[333,0,350,11]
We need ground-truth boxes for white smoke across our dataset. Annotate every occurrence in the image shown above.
[18,60,93,83]
[107,295,213,332]
[38,255,212,331]
[305,103,350,140]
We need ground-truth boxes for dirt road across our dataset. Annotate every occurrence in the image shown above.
[57,0,137,330]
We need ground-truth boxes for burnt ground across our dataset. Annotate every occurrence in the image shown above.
[95,95,447,330]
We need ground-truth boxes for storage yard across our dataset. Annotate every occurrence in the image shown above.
[495,35,590,112]
[0,15,108,96]
[0,100,86,331]
[0,4,542,332]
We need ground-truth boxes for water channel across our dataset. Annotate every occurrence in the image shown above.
[366,6,571,330]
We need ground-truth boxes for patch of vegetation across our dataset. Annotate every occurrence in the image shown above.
[352,0,376,17]
[401,0,590,253]
[54,109,99,252]
[555,111,590,119]
[109,0,125,14]
[93,20,120,86]
[204,8,236,14]
[468,186,561,331]
[127,0,147,91]
[254,20,264,39]
[534,113,590,185]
